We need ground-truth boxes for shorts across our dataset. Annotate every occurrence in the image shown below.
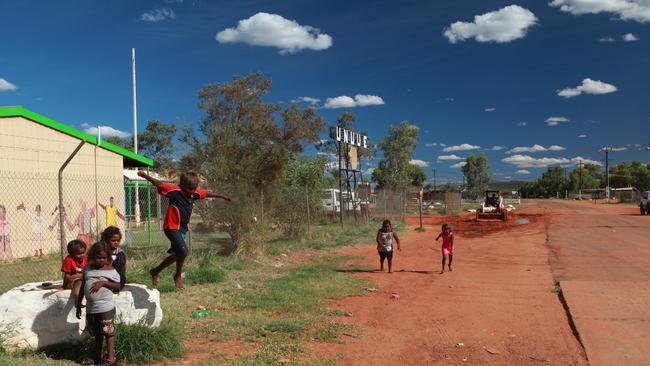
[86,308,116,337]
[442,246,454,256]
[378,250,393,260]
[164,229,188,257]
[65,277,82,290]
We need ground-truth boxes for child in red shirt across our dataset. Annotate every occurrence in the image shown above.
[61,239,88,298]
[435,223,454,274]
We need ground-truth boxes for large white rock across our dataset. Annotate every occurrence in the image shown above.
[0,282,162,350]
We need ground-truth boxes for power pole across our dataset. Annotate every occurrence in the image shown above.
[578,159,582,200]
[564,167,569,200]
[433,169,437,191]
[132,48,141,227]
[601,147,612,202]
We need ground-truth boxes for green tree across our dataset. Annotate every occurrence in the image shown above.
[373,121,420,189]
[461,155,478,191]
[138,120,178,174]
[104,136,133,150]
[476,152,490,191]
[181,73,324,252]
[406,163,427,187]
[277,156,328,235]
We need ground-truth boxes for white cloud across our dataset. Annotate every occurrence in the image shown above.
[443,5,538,43]
[363,167,375,176]
[442,143,480,152]
[557,78,617,98]
[515,169,531,175]
[0,78,17,91]
[578,134,587,138]
[322,94,384,109]
[545,116,570,126]
[439,143,447,147]
[492,145,506,151]
[216,12,333,54]
[437,154,464,161]
[505,176,512,180]
[502,154,601,168]
[141,8,176,22]
[623,33,639,41]
[508,144,548,153]
[451,162,468,168]
[506,144,565,153]
[485,107,496,112]
[599,37,617,42]
[572,156,601,165]
[611,147,628,151]
[517,121,528,127]
[549,0,650,23]
[83,124,131,139]
[410,159,429,168]
[291,96,320,105]
[425,143,438,147]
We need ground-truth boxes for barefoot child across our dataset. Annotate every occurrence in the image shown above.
[61,239,88,298]
[101,226,126,290]
[376,219,401,273]
[138,171,231,289]
[435,223,454,274]
[76,242,121,366]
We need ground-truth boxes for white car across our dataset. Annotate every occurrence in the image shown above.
[321,189,361,213]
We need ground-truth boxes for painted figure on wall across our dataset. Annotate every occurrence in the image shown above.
[99,197,125,229]
[49,204,70,254]
[67,200,95,247]
[24,204,48,257]
[0,203,25,262]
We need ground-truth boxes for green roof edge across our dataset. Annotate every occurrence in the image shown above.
[0,106,153,167]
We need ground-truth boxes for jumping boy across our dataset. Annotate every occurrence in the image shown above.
[137,171,231,289]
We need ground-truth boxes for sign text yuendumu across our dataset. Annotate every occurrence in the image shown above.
[329,126,368,148]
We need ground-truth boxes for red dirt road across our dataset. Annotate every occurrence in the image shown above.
[540,200,650,366]
[311,202,599,365]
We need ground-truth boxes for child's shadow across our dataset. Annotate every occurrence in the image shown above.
[395,269,434,274]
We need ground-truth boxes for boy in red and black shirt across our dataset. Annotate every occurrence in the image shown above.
[138,171,231,289]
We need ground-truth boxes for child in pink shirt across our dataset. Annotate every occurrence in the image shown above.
[435,223,454,274]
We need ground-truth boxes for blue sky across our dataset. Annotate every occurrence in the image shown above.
[1,0,649,184]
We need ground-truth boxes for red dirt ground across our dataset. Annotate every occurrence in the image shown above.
[309,203,588,365]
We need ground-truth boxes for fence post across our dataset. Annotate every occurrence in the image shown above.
[58,140,85,260]
[305,184,311,239]
[147,178,152,245]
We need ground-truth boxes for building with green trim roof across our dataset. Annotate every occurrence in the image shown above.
[0,106,153,259]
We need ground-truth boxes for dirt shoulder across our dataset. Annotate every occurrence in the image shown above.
[310,205,588,365]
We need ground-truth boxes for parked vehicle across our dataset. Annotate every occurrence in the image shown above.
[321,189,361,213]
[640,191,650,215]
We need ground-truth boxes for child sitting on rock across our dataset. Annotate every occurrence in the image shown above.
[76,241,121,366]
[101,226,126,290]
[61,239,87,298]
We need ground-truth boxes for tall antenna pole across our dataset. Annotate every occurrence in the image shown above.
[578,159,582,200]
[601,147,612,202]
[433,169,437,191]
[133,48,141,227]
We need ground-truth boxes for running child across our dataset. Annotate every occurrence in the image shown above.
[137,171,231,289]
[101,226,126,290]
[435,223,454,274]
[61,239,88,298]
[76,242,121,366]
[376,219,401,273]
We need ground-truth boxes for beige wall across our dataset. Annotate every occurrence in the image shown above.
[0,116,126,259]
